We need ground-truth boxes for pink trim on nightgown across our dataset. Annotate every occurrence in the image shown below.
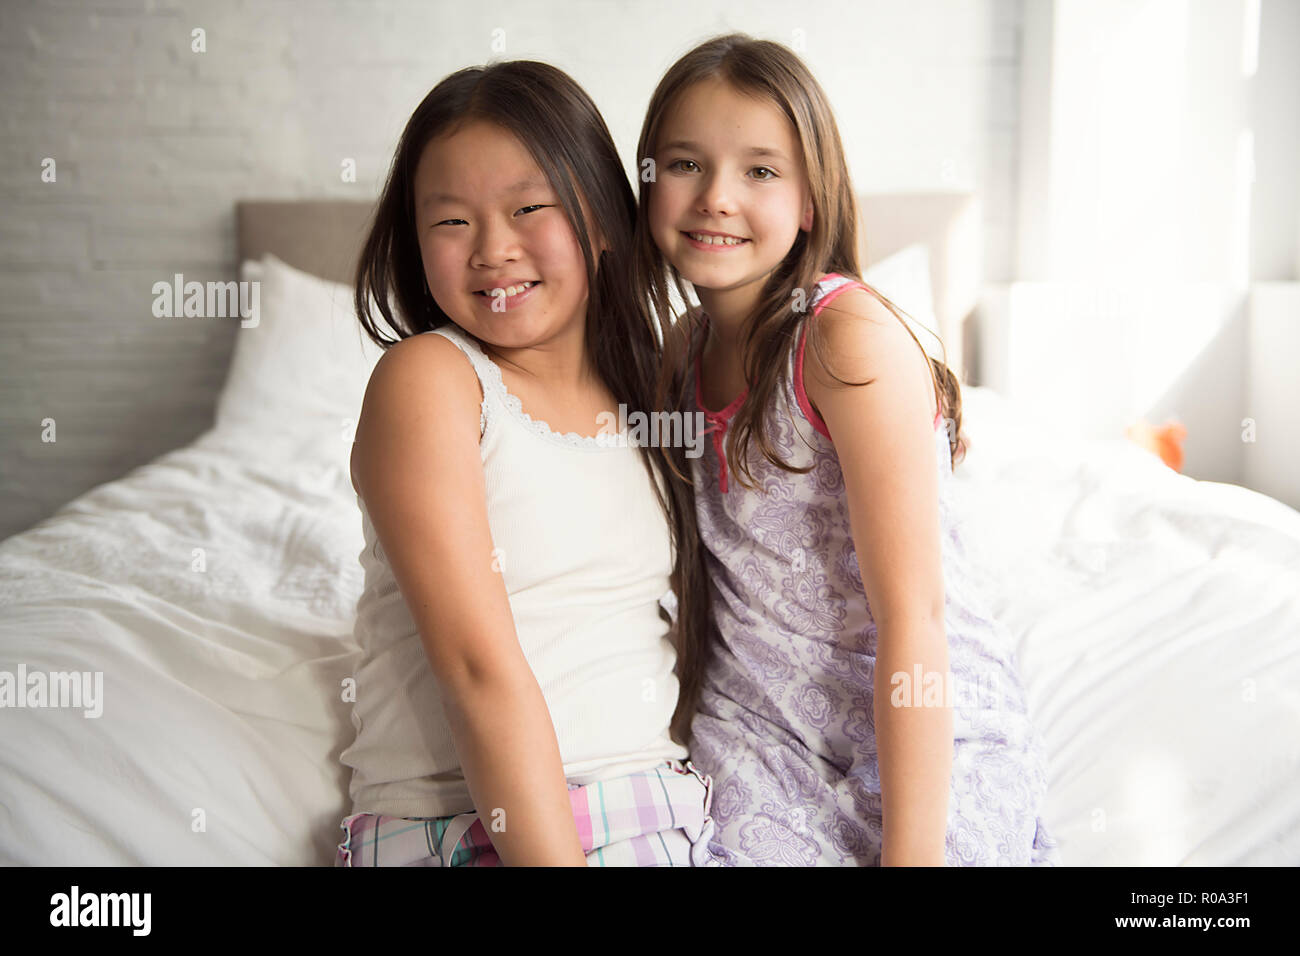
[794,273,944,442]
[693,322,747,494]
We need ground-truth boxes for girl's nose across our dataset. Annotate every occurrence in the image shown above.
[470,219,521,268]
[697,173,735,218]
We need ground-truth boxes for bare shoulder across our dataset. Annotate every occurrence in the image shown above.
[370,329,483,398]
[812,284,906,355]
[350,330,484,497]
[803,284,937,423]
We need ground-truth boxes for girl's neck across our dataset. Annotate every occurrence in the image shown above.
[695,279,764,355]
[694,281,766,413]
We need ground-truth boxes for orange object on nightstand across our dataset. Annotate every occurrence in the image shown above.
[1124,419,1188,472]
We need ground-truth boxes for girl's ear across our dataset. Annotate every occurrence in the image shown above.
[800,194,814,232]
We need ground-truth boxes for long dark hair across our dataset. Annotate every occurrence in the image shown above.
[353,60,709,748]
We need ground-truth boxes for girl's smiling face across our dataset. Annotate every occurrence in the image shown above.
[648,77,813,296]
[414,120,590,350]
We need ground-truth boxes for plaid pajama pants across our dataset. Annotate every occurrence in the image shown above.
[335,759,720,867]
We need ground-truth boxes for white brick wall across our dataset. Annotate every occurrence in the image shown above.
[0,0,1023,540]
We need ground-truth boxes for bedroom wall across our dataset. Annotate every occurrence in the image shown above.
[1003,0,1299,495]
[0,0,1026,542]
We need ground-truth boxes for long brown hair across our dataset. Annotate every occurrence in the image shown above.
[634,33,967,493]
[353,60,708,747]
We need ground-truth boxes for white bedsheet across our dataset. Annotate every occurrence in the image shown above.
[953,387,1300,865]
[1,385,1297,865]
[0,423,362,865]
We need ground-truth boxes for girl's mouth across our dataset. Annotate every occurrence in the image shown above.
[682,231,750,251]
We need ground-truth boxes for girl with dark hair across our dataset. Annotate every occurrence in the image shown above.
[335,60,716,867]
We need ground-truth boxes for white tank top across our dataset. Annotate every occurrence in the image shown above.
[340,323,688,819]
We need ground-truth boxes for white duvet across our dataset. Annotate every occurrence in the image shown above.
[1,254,1296,865]
[951,389,1300,866]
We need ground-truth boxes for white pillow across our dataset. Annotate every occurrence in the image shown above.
[861,243,943,360]
[216,254,389,448]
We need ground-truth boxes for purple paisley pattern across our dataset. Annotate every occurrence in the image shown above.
[688,274,1060,867]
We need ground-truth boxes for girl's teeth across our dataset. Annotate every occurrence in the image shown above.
[487,281,536,297]
[689,233,745,245]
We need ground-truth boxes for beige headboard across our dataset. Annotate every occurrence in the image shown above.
[237,192,980,380]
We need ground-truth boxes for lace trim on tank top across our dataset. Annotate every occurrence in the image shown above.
[426,325,629,452]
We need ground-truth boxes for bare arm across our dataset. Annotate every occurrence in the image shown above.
[351,333,587,866]
[802,290,952,867]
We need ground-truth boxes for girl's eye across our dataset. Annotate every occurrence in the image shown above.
[434,219,466,227]
[750,166,777,181]
[669,159,700,173]
[516,204,548,215]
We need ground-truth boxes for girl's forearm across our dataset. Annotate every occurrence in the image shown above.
[874,622,953,866]
[441,665,588,866]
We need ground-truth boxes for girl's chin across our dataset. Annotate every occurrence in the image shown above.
[459,311,585,349]
[672,267,760,293]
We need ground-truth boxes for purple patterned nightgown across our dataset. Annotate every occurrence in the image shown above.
[686,273,1060,866]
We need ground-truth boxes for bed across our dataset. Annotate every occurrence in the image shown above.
[1,195,1296,866]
